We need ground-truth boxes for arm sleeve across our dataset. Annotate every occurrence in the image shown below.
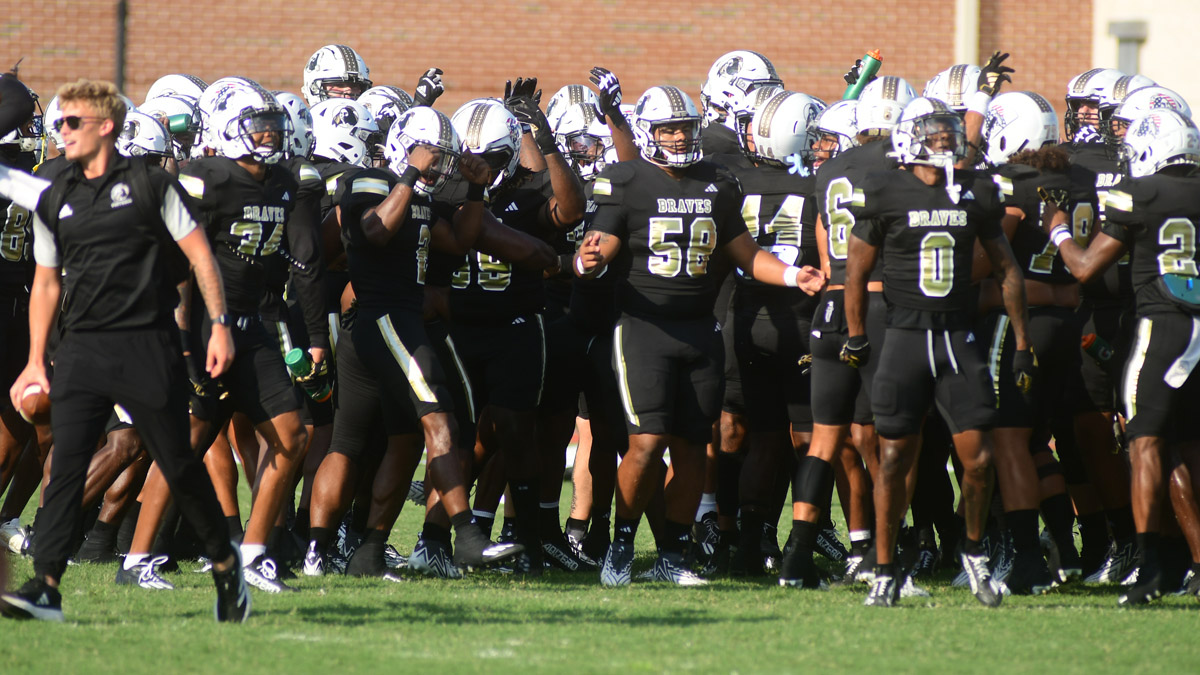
[31,211,59,267]
[0,162,50,212]
[160,179,199,241]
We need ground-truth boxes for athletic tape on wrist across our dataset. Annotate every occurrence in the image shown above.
[784,266,801,288]
[1051,226,1073,247]
[574,255,586,276]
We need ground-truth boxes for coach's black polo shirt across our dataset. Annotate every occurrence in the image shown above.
[32,154,197,332]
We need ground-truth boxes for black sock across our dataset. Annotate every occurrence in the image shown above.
[294,508,310,539]
[226,515,244,541]
[474,514,495,538]
[422,521,452,546]
[508,480,541,549]
[876,561,897,578]
[1078,511,1107,548]
[614,516,639,545]
[310,526,333,551]
[1107,506,1136,541]
[1136,532,1160,572]
[362,529,388,547]
[565,517,588,541]
[1006,509,1041,556]
[663,519,691,557]
[539,504,561,538]
[450,511,476,537]
[791,519,819,554]
[117,503,140,554]
[89,519,118,546]
[962,537,984,556]
[739,511,764,550]
[268,525,285,551]
[1040,493,1077,554]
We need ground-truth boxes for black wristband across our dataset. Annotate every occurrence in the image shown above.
[398,165,422,188]
[556,253,574,278]
[466,182,486,201]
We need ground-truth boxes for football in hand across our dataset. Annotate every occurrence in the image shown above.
[19,384,50,425]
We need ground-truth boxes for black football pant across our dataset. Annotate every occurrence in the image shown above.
[34,329,233,582]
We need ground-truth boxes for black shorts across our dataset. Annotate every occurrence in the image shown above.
[263,315,335,427]
[540,314,590,415]
[449,314,546,412]
[731,303,812,431]
[581,329,625,431]
[1075,302,1134,413]
[425,319,478,445]
[355,309,457,423]
[721,302,744,415]
[200,317,302,425]
[809,290,887,427]
[0,297,29,407]
[981,306,1084,429]
[1121,313,1200,443]
[871,327,996,438]
[613,313,723,444]
[329,323,414,464]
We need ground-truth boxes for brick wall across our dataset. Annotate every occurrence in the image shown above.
[7,0,1089,123]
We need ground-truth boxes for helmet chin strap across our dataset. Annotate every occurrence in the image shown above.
[944,160,961,204]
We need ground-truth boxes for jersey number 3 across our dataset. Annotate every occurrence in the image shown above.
[648,217,716,278]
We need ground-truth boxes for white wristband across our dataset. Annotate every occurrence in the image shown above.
[783,266,801,288]
[574,255,586,276]
[967,91,992,117]
[1051,226,1073,248]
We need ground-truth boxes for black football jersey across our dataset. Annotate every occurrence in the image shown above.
[815,139,894,286]
[851,168,1005,328]
[702,123,741,158]
[1068,141,1133,305]
[568,179,621,333]
[178,157,298,316]
[261,156,324,320]
[0,151,43,297]
[1100,173,1200,317]
[590,157,746,320]
[990,163,1075,284]
[313,158,362,221]
[729,161,820,314]
[449,169,551,322]
[336,168,454,313]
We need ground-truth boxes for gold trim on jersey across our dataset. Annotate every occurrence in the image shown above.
[1106,189,1133,213]
[353,176,390,196]
[593,177,612,196]
[178,174,205,199]
[298,164,321,182]
[377,315,438,403]
[443,334,476,423]
[1123,318,1152,420]
[613,324,640,427]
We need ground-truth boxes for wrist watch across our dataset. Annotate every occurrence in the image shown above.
[212,313,232,327]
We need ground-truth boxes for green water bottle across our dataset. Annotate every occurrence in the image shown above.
[843,50,883,100]
[285,348,332,402]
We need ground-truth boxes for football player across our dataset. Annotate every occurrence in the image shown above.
[575,84,823,586]
[1048,109,1200,604]
[844,97,1029,607]
[700,51,784,157]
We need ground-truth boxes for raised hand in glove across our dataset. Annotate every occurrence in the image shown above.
[504,77,556,155]
[843,59,878,87]
[413,68,444,107]
[977,51,1014,96]
[589,66,623,123]
[840,335,871,368]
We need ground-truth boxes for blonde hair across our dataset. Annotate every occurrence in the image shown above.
[55,79,127,137]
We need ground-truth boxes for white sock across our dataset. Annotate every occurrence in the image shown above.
[240,543,267,565]
[123,553,148,570]
[695,493,717,522]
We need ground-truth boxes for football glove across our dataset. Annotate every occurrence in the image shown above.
[413,68,444,107]
[840,335,870,368]
[843,59,877,87]
[504,77,555,155]
[589,66,623,124]
[977,51,1014,96]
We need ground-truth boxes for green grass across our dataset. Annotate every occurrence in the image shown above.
[3,482,1200,673]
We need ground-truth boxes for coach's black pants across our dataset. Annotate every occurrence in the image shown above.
[35,329,233,581]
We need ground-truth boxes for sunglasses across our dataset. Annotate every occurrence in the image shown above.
[53,115,107,132]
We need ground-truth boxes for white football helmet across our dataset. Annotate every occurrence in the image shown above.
[117,110,171,159]
[981,92,1058,165]
[144,74,208,104]
[748,90,826,167]
[632,85,704,168]
[206,85,290,164]
[857,76,917,135]
[1064,68,1125,136]
[1097,74,1156,119]
[197,77,274,159]
[1120,109,1200,177]
[43,95,64,153]
[891,97,967,167]
[140,94,202,160]
[923,64,981,113]
[812,100,859,163]
[451,100,523,189]
[554,101,611,180]
[303,44,372,106]
[546,84,601,133]
[700,50,783,130]
[730,84,784,155]
[384,106,462,196]
[1107,86,1192,148]
[310,99,381,167]
[273,91,314,160]
[357,86,411,136]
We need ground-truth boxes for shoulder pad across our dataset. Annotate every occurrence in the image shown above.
[591,161,636,198]
[178,159,231,200]
[1105,181,1136,213]
[297,161,322,185]
[347,168,393,197]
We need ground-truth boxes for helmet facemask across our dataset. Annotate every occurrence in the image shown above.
[228,109,290,164]
[900,113,967,168]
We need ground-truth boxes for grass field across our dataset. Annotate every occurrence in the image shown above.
[3,480,1200,674]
